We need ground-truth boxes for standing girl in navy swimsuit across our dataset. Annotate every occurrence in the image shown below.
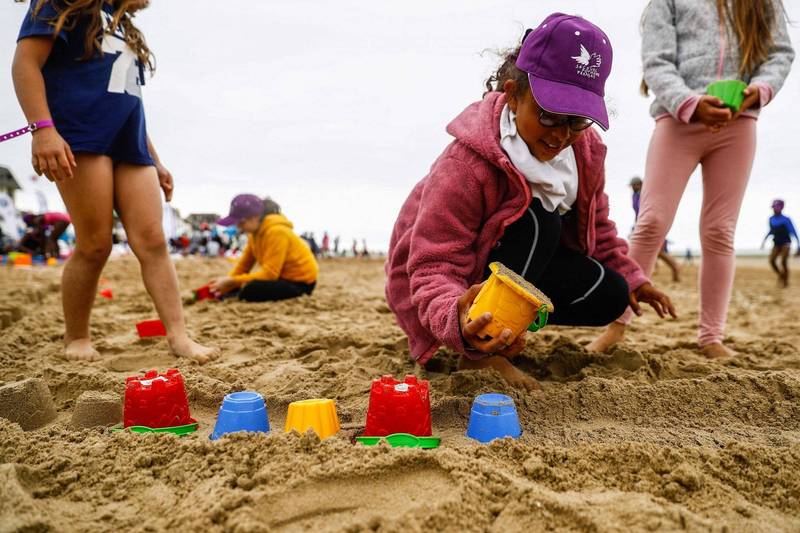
[13,0,217,363]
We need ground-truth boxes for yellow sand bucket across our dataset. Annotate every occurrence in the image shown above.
[284,399,340,439]
[467,262,554,342]
[46,257,58,267]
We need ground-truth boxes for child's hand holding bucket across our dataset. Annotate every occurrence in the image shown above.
[458,283,527,358]
[731,84,761,120]
[692,95,732,133]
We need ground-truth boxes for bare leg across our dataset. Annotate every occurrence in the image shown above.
[458,355,539,391]
[586,321,626,352]
[779,245,790,287]
[768,245,781,279]
[55,155,115,361]
[113,163,218,364]
[658,250,681,282]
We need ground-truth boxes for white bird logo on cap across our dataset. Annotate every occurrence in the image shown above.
[572,44,591,66]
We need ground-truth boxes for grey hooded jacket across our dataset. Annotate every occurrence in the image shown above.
[642,0,794,119]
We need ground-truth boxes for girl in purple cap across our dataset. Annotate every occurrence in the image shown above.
[594,0,794,358]
[385,13,675,390]
[12,0,217,363]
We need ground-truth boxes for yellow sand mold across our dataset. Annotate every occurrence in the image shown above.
[467,262,554,342]
[284,398,340,439]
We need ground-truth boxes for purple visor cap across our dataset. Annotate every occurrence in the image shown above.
[516,13,613,130]
[217,194,263,226]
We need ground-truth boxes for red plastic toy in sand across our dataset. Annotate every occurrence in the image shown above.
[99,288,113,299]
[136,319,166,338]
[194,284,215,302]
[363,375,432,437]
[123,369,193,428]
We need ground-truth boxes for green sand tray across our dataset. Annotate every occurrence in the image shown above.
[356,433,441,449]
[109,421,199,436]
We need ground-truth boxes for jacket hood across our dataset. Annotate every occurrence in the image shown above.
[445,91,510,170]
[259,213,293,233]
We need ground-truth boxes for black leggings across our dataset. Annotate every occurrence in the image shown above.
[239,280,315,302]
[487,199,629,326]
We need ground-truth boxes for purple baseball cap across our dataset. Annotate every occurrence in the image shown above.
[217,194,264,226]
[516,13,613,130]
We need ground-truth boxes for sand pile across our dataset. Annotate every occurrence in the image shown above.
[0,256,798,531]
[70,391,122,429]
[0,378,56,431]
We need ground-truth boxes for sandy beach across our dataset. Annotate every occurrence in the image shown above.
[1,256,799,532]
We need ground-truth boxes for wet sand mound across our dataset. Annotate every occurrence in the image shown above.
[0,256,798,531]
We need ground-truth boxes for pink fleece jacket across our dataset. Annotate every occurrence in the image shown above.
[385,92,649,364]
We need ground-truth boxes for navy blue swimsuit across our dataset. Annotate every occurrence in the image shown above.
[18,2,153,165]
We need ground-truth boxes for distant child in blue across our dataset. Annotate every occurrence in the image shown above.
[12,0,216,363]
[762,199,799,287]
[630,176,680,282]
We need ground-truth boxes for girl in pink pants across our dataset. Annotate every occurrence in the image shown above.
[589,0,793,358]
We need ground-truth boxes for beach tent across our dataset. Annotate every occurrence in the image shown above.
[0,166,21,201]
[0,192,24,240]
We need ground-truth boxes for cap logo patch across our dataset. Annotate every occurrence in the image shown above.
[571,44,602,79]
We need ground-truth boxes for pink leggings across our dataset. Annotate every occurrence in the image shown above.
[619,116,757,345]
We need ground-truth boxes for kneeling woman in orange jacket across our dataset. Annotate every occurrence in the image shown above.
[210,195,318,302]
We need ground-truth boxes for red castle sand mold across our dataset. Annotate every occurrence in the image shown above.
[123,369,193,429]
[363,375,432,437]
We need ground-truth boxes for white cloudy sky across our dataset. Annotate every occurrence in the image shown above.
[1,0,798,252]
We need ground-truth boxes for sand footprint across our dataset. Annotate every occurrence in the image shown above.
[246,465,458,531]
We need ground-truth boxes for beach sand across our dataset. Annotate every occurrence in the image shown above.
[0,256,798,532]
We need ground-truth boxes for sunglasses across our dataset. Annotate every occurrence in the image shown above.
[538,109,594,132]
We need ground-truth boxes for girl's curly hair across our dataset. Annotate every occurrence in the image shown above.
[16,0,155,73]
[484,32,530,98]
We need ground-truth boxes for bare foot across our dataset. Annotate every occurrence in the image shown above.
[64,338,102,362]
[701,342,736,359]
[168,335,220,364]
[458,355,540,391]
[586,322,626,353]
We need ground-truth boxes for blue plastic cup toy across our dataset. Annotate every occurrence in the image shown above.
[210,391,270,440]
[466,393,522,443]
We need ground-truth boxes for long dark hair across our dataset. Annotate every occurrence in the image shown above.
[16,0,155,72]
[640,0,787,95]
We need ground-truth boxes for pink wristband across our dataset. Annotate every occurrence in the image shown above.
[0,120,55,143]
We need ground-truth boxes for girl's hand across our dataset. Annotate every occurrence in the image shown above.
[155,162,174,202]
[732,85,760,120]
[629,282,677,319]
[457,283,527,358]
[692,96,731,133]
[31,128,76,181]
[209,276,238,296]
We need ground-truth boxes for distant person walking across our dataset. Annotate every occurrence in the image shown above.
[762,199,799,287]
[593,0,794,358]
[630,176,680,282]
[321,232,330,257]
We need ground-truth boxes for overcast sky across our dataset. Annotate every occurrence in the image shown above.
[1,0,798,252]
